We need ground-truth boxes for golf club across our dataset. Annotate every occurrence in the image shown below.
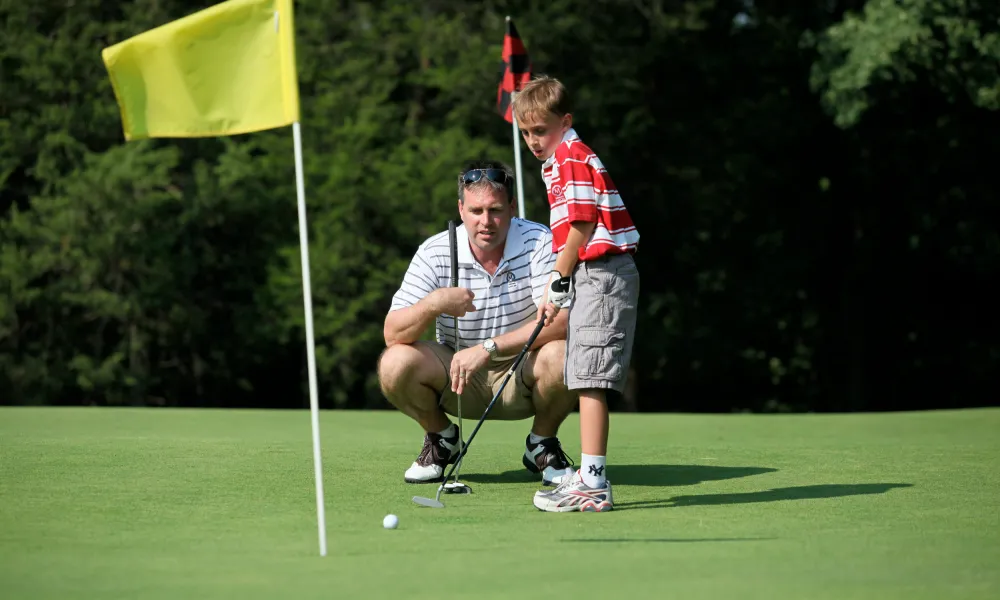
[413,314,548,508]
[443,219,471,495]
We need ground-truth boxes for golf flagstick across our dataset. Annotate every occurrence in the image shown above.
[293,123,327,556]
[511,91,526,220]
[499,15,530,219]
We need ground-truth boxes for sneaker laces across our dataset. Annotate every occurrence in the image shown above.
[416,432,456,467]
[537,437,575,471]
[548,470,582,494]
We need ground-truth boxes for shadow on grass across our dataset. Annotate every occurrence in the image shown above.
[460,464,776,486]
[617,483,914,511]
[562,537,775,543]
[457,469,537,485]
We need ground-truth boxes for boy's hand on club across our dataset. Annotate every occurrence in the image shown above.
[433,287,476,317]
[545,270,573,320]
[537,302,559,327]
[450,345,490,394]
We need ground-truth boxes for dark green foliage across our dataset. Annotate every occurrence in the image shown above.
[1,0,996,410]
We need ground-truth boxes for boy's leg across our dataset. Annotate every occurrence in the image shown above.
[534,253,638,512]
[579,388,609,488]
[569,253,639,481]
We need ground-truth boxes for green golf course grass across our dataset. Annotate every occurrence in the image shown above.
[1,407,997,599]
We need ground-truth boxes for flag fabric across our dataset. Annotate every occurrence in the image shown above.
[496,18,531,123]
[101,0,299,141]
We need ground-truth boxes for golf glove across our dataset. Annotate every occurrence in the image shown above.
[547,270,574,308]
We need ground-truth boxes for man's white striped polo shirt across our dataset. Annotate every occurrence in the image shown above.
[389,218,556,350]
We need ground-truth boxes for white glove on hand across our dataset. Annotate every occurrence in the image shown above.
[547,270,574,308]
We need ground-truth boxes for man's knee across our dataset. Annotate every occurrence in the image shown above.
[377,344,425,395]
[533,340,567,387]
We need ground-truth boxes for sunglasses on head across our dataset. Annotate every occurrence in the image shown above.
[462,168,511,187]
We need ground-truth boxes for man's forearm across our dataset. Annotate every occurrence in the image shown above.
[384,298,440,346]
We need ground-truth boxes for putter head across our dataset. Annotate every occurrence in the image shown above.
[412,495,445,508]
[443,482,472,494]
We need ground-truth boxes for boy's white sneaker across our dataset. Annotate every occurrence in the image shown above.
[533,469,613,512]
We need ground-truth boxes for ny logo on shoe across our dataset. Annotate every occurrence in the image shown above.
[588,465,605,477]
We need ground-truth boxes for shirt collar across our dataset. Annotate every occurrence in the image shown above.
[541,127,579,169]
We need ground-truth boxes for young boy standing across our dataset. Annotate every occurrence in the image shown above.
[512,75,640,512]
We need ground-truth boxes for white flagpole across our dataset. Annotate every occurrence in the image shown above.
[511,93,527,220]
[292,121,327,557]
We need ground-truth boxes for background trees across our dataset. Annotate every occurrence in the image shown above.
[2,0,996,410]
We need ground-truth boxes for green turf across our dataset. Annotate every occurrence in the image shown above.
[1,407,998,599]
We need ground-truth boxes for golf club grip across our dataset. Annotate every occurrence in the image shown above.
[448,220,458,288]
[441,316,548,482]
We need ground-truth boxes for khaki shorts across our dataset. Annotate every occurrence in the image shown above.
[418,341,536,421]
[565,252,640,392]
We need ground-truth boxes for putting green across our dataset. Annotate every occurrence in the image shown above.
[1,407,997,599]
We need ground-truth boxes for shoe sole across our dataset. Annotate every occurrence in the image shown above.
[404,476,444,484]
[533,498,614,513]
[405,445,463,484]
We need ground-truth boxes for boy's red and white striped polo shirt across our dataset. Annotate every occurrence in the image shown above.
[541,128,639,261]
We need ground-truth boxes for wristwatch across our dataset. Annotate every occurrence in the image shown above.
[482,338,499,359]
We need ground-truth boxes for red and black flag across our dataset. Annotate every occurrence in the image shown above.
[496,17,531,123]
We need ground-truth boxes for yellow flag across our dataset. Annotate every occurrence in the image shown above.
[101,0,299,141]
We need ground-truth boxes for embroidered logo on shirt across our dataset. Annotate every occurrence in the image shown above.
[550,183,566,203]
[505,271,518,292]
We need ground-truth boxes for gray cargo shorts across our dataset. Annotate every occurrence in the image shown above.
[565,252,640,392]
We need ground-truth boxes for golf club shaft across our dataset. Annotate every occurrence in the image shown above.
[448,219,464,482]
[454,314,463,482]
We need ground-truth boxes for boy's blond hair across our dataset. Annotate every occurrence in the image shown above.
[511,75,572,122]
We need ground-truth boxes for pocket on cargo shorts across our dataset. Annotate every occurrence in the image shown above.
[572,326,626,382]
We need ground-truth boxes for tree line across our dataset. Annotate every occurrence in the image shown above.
[2,0,997,411]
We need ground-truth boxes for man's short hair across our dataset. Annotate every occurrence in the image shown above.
[458,160,515,204]
[511,75,572,123]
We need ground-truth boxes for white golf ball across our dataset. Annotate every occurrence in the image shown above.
[383,514,399,529]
